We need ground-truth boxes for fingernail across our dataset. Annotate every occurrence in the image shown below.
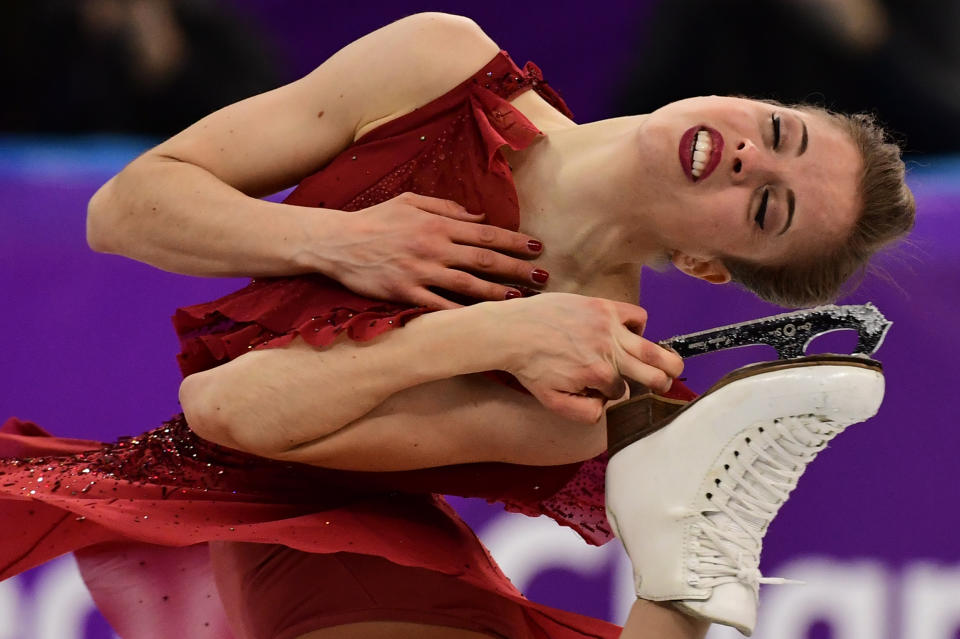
[531,268,549,284]
[662,378,674,393]
[527,239,543,252]
[504,290,522,299]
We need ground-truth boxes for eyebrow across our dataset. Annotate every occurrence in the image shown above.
[797,118,808,156]
[779,189,796,235]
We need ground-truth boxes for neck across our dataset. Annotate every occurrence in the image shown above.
[505,114,667,301]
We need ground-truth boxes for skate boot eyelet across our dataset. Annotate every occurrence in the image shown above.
[603,337,886,636]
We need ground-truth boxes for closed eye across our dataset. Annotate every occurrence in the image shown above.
[771,114,781,150]
[755,188,769,230]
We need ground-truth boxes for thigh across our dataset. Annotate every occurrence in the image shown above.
[210,542,527,639]
[295,621,496,639]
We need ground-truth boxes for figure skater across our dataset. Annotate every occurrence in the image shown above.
[1,12,913,639]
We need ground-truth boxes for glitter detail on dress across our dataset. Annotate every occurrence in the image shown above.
[499,454,612,545]
[0,50,631,639]
[173,51,567,378]
[0,411,605,582]
[166,50,611,548]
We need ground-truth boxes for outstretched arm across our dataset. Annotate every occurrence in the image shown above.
[86,13,545,308]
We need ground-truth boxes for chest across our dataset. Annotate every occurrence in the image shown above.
[285,87,569,235]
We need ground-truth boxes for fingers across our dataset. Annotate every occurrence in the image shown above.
[444,245,547,287]
[622,334,685,378]
[610,301,649,334]
[538,389,606,424]
[605,302,682,383]
[403,288,463,311]
[398,192,482,221]
[617,360,675,394]
[584,366,630,401]
[446,216,544,258]
[397,192,546,285]
[617,334,685,392]
[429,268,523,302]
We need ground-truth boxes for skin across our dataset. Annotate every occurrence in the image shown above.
[505,97,862,291]
[297,623,492,639]
[86,15,549,309]
[293,599,708,639]
[88,12,862,639]
[295,601,709,639]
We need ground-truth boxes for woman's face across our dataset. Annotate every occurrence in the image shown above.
[630,96,861,281]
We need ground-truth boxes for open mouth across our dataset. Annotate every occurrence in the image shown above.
[679,126,724,183]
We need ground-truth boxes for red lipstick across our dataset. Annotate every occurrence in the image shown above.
[679,125,724,183]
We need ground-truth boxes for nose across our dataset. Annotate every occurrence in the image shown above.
[730,138,777,184]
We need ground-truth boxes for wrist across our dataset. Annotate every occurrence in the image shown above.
[465,300,526,373]
[404,302,516,377]
[287,206,354,277]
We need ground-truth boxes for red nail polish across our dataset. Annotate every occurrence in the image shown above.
[527,239,543,252]
[504,290,522,299]
[531,268,549,284]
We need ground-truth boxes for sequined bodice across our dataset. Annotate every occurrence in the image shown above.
[2,51,620,554]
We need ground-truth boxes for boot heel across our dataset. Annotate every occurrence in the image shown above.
[606,383,688,455]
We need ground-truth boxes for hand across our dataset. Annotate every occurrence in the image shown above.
[332,192,546,309]
[490,294,684,423]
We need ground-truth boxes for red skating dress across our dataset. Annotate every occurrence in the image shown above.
[0,51,694,639]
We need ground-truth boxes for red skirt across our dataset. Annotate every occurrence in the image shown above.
[0,414,623,638]
[3,274,696,637]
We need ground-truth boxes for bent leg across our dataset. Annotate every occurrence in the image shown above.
[619,600,709,639]
[210,542,536,639]
[76,542,234,638]
[295,621,496,639]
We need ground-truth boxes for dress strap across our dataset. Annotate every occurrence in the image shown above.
[469,51,574,120]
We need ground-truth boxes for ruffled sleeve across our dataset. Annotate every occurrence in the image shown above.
[173,276,429,376]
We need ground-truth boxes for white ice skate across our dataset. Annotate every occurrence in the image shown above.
[604,305,890,636]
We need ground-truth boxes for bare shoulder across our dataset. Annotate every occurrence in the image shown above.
[314,12,502,139]
[375,12,500,78]
[137,13,502,198]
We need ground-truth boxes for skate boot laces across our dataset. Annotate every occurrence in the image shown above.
[689,414,847,591]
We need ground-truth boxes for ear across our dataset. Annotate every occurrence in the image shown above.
[670,251,732,284]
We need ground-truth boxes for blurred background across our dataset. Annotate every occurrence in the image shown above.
[1,1,958,638]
